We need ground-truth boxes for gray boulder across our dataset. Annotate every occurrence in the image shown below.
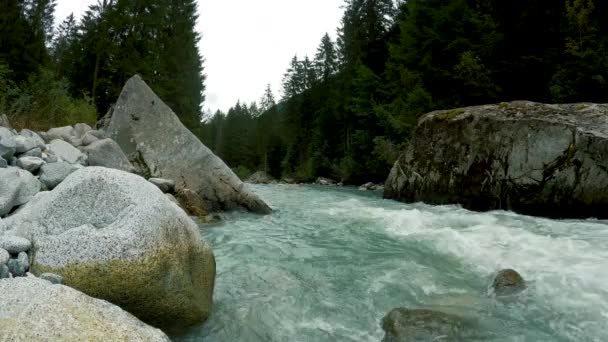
[0,157,6,168]
[74,123,92,138]
[0,168,40,216]
[82,131,100,145]
[21,146,42,158]
[5,167,216,329]
[7,251,28,276]
[0,277,170,341]
[80,138,134,172]
[46,126,75,142]
[0,248,8,265]
[149,177,176,193]
[381,308,472,342]
[102,75,271,214]
[15,129,45,153]
[0,235,32,254]
[48,139,87,164]
[491,269,526,296]
[0,265,8,278]
[39,162,78,190]
[246,171,276,184]
[316,177,336,185]
[0,127,16,159]
[385,101,608,219]
[17,156,44,173]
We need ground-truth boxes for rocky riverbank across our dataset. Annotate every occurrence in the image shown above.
[0,75,271,339]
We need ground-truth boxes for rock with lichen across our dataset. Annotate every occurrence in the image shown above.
[4,167,215,330]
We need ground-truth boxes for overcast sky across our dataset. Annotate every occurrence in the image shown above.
[54,0,344,114]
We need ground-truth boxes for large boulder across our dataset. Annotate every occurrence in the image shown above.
[0,277,170,341]
[102,75,271,214]
[385,101,608,219]
[0,168,40,216]
[3,167,215,329]
[80,138,134,172]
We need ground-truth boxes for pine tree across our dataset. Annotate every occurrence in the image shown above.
[259,84,276,111]
[314,33,338,81]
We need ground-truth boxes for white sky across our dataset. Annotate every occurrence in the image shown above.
[54,0,344,113]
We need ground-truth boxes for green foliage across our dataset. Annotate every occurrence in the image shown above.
[232,165,253,181]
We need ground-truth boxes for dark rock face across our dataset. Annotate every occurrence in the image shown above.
[102,75,271,214]
[381,308,470,342]
[492,269,526,296]
[385,101,608,218]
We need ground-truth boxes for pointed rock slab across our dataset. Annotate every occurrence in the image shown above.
[0,277,170,341]
[103,75,271,214]
[5,167,216,330]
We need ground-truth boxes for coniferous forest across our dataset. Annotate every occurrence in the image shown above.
[2,0,608,184]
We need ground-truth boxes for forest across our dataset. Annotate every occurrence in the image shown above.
[2,0,608,184]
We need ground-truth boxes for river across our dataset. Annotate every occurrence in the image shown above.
[174,184,608,341]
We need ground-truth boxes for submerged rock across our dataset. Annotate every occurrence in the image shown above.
[492,269,526,296]
[385,101,608,219]
[381,308,470,342]
[0,277,170,341]
[102,75,271,214]
[5,167,216,329]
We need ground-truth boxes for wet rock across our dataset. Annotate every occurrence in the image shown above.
[148,177,176,193]
[0,168,40,216]
[17,156,44,173]
[0,235,32,254]
[385,101,608,219]
[175,188,209,217]
[0,277,170,341]
[492,269,526,296]
[102,75,271,214]
[316,177,336,185]
[381,308,469,342]
[39,162,78,190]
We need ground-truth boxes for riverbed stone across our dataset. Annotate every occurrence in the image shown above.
[149,177,176,193]
[0,248,8,265]
[175,188,209,216]
[15,130,45,153]
[5,167,216,329]
[381,308,469,342]
[39,162,78,190]
[80,138,134,172]
[246,171,276,184]
[48,139,87,165]
[0,127,16,159]
[17,156,44,172]
[316,177,337,185]
[385,101,608,219]
[74,123,92,138]
[0,277,171,341]
[102,75,271,214]
[0,265,8,278]
[81,131,100,145]
[0,235,32,253]
[0,168,40,216]
[21,146,42,158]
[0,157,6,168]
[492,269,526,296]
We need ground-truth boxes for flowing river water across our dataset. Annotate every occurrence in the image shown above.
[174,184,608,341]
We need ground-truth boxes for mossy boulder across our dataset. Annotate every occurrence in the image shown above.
[0,277,170,341]
[385,101,608,219]
[2,167,215,330]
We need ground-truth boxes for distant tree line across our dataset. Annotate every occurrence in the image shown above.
[0,0,205,130]
[201,0,608,184]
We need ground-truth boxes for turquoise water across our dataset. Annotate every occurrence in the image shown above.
[175,184,608,341]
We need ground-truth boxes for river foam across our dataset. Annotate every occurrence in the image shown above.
[175,185,608,341]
